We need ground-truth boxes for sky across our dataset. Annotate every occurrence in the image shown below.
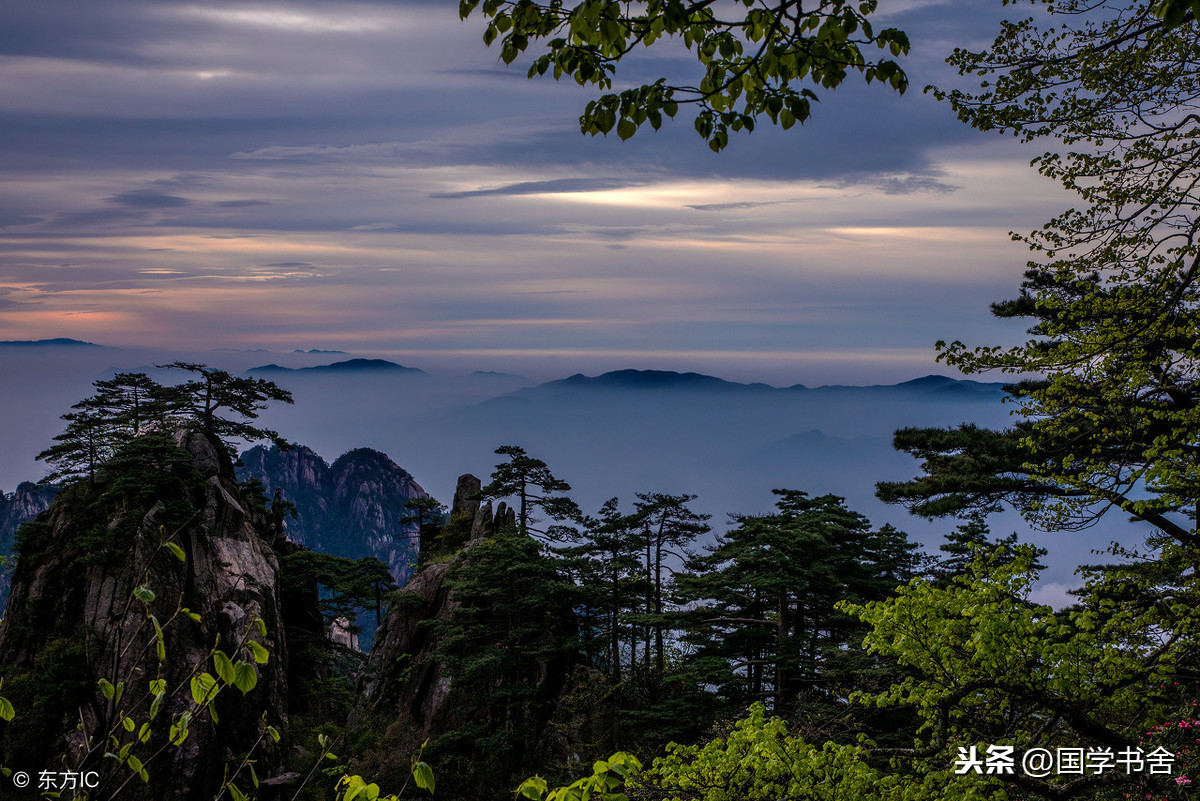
[0,0,1077,385]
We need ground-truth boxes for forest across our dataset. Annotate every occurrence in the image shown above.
[3,0,1200,799]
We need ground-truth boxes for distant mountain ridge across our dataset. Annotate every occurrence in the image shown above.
[0,338,101,347]
[247,358,425,375]
[541,369,776,393]
[508,369,1005,399]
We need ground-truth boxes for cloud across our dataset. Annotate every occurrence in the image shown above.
[51,208,144,227]
[0,213,41,227]
[841,175,960,195]
[216,199,270,208]
[106,188,191,208]
[874,176,959,195]
[431,177,648,199]
[687,200,791,212]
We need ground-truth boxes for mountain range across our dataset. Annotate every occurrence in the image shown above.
[4,341,1109,593]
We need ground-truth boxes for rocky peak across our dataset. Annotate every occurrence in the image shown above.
[0,482,59,612]
[0,482,58,541]
[237,445,426,588]
[353,475,575,797]
[0,430,310,800]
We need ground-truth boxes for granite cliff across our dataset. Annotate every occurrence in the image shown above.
[0,430,324,801]
[350,475,590,800]
[237,445,425,588]
[0,482,57,610]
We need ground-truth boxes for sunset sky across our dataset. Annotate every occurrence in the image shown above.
[0,0,1070,384]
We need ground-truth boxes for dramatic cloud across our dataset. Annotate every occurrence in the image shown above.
[0,0,1064,384]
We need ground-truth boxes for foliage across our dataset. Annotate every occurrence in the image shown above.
[332,742,435,801]
[37,373,172,484]
[565,498,643,680]
[870,8,1200,795]
[398,496,447,546]
[928,515,1044,587]
[628,492,710,691]
[459,0,910,151]
[481,445,580,539]
[889,0,1200,536]
[39,366,293,486]
[516,752,640,801]
[674,491,920,720]
[629,702,992,801]
[282,550,398,631]
[157,362,294,453]
[426,523,580,797]
[842,547,1196,799]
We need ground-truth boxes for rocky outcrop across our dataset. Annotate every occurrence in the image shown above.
[0,482,58,541]
[238,445,426,587]
[358,475,495,723]
[0,431,315,801]
[352,475,577,799]
[0,482,58,611]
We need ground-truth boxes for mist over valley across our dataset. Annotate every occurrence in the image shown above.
[0,339,1119,596]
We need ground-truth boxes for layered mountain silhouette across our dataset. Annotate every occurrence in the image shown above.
[247,358,426,375]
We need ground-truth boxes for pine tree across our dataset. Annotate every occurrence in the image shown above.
[480,445,580,539]
[630,492,710,687]
[675,491,919,717]
[567,498,643,680]
[157,362,293,452]
[429,524,579,794]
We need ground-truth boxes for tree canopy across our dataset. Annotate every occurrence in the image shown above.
[905,0,1200,539]
[481,445,580,538]
[157,362,293,453]
[460,0,910,151]
[859,0,1200,797]
[38,365,293,484]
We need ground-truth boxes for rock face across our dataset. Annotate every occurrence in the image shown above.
[0,431,316,801]
[237,445,425,587]
[0,482,58,540]
[0,482,58,610]
[353,475,576,799]
[358,475,496,722]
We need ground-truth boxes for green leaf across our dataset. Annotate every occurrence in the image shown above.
[232,662,258,694]
[190,673,217,706]
[133,586,155,604]
[517,776,548,800]
[213,651,236,686]
[165,541,186,562]
[0,696,14,722]
[247,640,270,665]
[413,761,435,793]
